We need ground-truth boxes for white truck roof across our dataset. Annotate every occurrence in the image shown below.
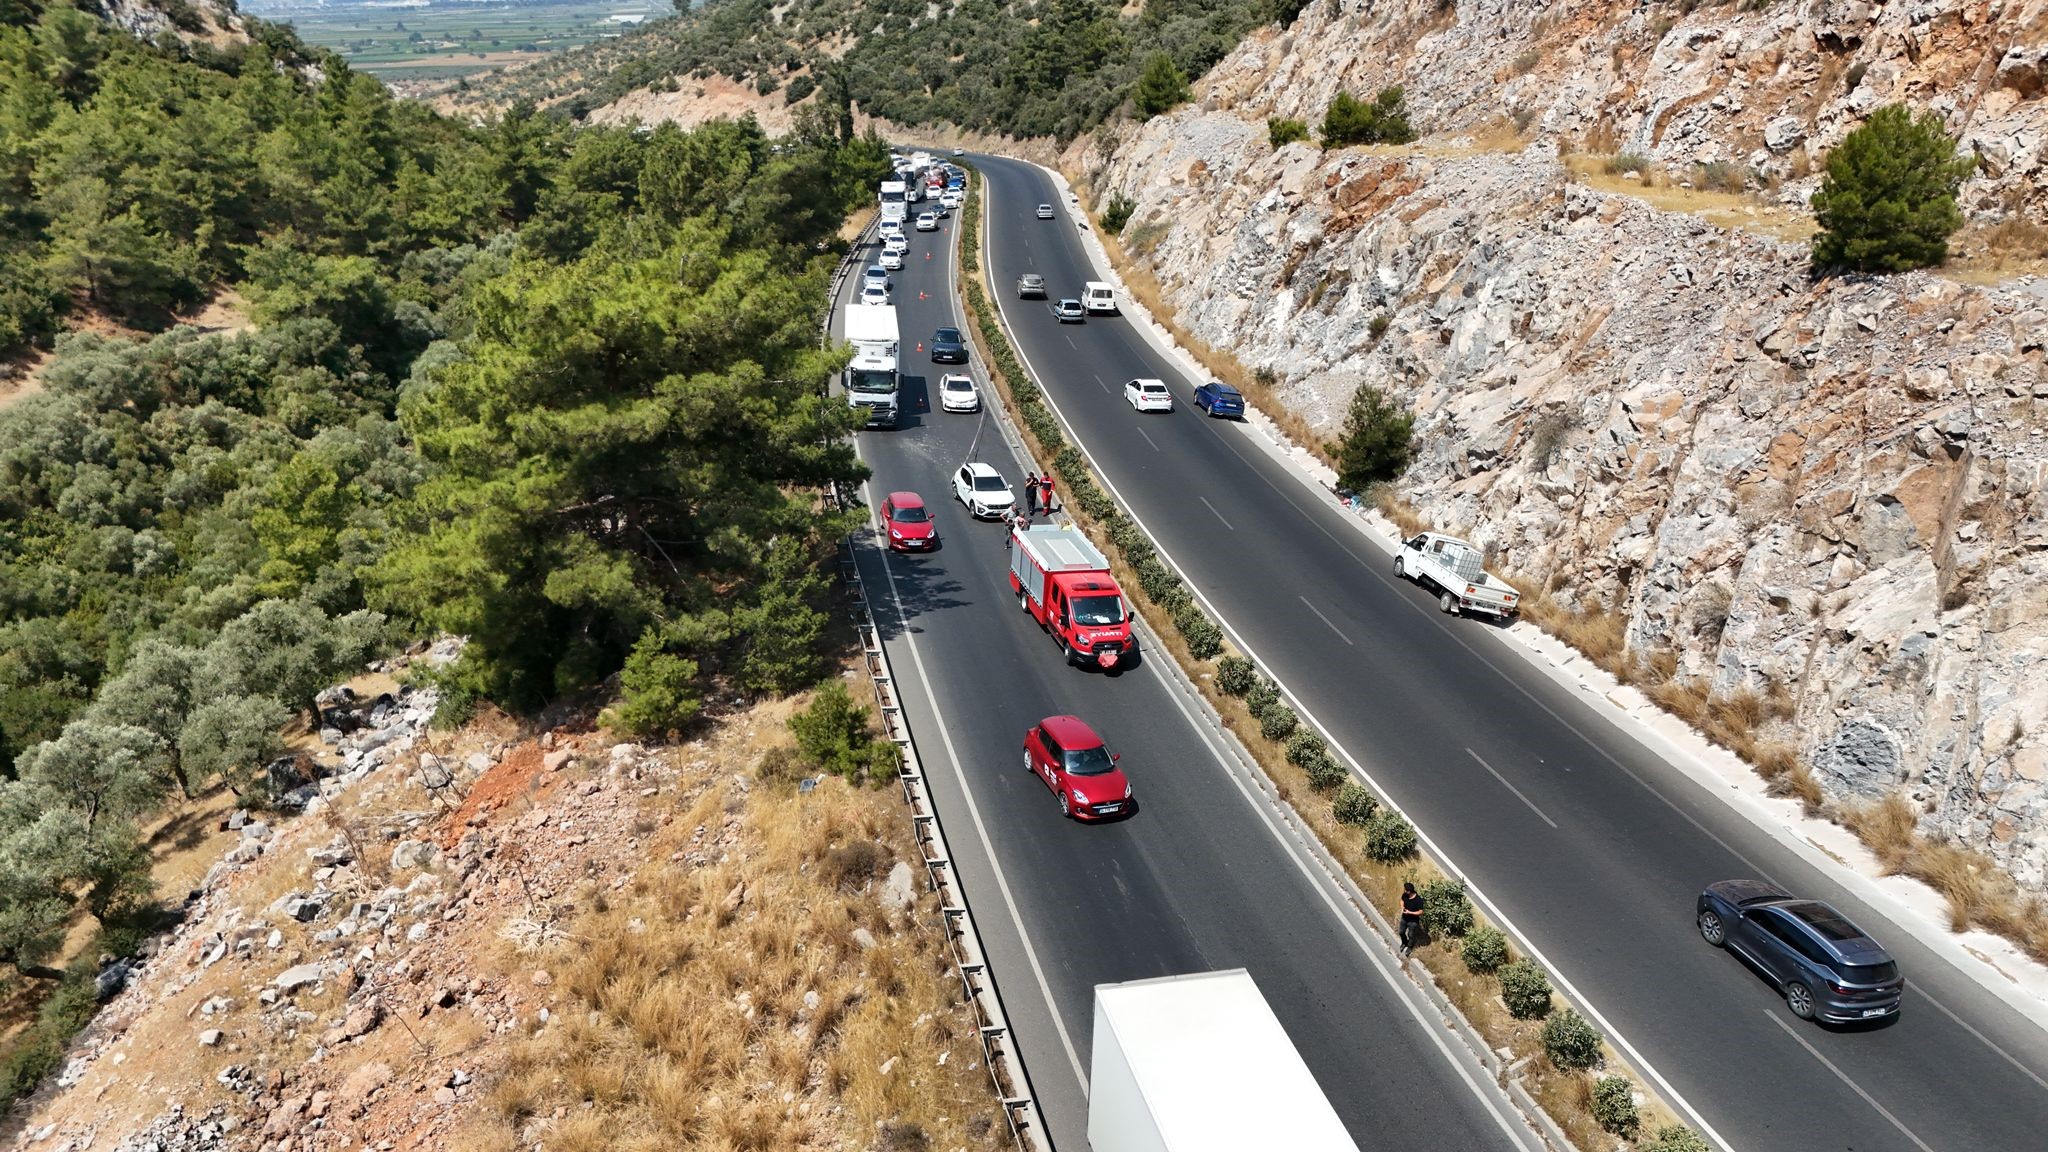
[843,304,899,346]
[1090,970,1359,1152]
[1013,525,1106,572]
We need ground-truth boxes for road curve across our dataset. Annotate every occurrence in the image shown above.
[837,197,1534,1151]
[971,153,2048,1152]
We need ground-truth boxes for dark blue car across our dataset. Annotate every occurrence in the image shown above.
[1697,879,1903,1023]
[930,327,968,364]
[1193,381,1245,419]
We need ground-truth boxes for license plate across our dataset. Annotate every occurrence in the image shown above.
[1862,1007,1889,1017]
[1095,804,1122,814]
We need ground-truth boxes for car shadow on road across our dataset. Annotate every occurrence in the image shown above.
[867,537,972,639]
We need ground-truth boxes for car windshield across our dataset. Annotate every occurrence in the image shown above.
[1842,960,1899,984]
[891,506,929,523]
[849,368,895,393]
[972,475,1009,493]
[1071,596,1124,626]
[1062,746,1115,776]
[935,328,961,342]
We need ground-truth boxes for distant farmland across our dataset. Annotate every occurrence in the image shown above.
[252,0,658,83]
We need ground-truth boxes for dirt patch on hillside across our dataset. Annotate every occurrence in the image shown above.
[591,72,797,133]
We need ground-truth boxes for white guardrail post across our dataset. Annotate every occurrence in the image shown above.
[820,213,1054,1152]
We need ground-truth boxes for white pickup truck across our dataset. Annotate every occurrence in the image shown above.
[1394,532,1520,621]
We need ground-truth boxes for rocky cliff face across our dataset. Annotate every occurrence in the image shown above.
[1070,0,2048,883]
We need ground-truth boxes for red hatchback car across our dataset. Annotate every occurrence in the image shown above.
[881,491,938,551]
[1023,715,1134,820]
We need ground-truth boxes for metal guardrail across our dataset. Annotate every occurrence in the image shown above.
[819,204,1052,1152]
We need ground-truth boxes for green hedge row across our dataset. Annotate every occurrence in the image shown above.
[956,163,1225,664]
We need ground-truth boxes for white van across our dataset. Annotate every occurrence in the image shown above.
[1083,282,1118,315]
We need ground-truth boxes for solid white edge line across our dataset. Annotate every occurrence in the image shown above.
[977,164,1546,1152]
[1763,1010,1938,1152]
[978,157,1739,1152]
[1466,748,1559,830]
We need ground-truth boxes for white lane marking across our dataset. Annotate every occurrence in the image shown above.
[1138,647,1537,1151]
[1763,1010,1938,1152]
[1094,374,1110,394]
[976,157,1733,1152]
[1298,596,1352,646]
[1137,427,1162,453]
[980,165,1533,1150]
[1908,980,2048,1093]
[1467,748,1557,829]
[1065,333,1077,349]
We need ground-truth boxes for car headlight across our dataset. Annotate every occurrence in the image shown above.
[1070,788,1087,804]
[1124,783,1133,799]
[889,529,902,539]
[1074,631,1092,643]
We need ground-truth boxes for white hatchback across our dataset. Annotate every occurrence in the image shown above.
[1124,378,1173,413]
[938,374,980,413]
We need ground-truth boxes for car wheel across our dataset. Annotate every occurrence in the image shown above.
[1393,556,1406,579]
[1018,587,1030,612]
[1786,981,1817,1021]
[1023,749,1034,775]
[1697,909,1726,947]
[1439,591,1457,614]
[1059,636,1074,664]
[1058,791,1071,818]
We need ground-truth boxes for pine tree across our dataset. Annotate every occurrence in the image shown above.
[1133,53,1189,119]
[1332,383,1415,492]
[1811,104,1974,273]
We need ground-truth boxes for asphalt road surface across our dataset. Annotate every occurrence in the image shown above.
[970,154,2048,1152]
[835,204,1535,1151]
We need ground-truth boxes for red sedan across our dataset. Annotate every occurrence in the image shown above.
[881,491,938,551]
[1023,715,1134,820]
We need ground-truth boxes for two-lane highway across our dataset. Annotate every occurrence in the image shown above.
[972,155,2048,1151]
[834,202,1535,1151]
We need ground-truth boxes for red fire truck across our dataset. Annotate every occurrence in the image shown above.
[1009,525,1137,669]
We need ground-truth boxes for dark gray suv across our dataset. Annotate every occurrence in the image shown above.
[1697,879,1903,1023]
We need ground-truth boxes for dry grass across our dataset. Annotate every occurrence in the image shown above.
[1941,214,2048,285]
[453,764,1003,1152]
[1562,154,1817,243]
[1842,795,2048,963]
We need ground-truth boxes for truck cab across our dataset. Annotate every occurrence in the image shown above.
[1008,525,1136,669]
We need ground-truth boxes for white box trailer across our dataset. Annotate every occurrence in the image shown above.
[1089,969,1359,1152]
[843,304,900,429]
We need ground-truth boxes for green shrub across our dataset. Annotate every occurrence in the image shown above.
[1304,750,1348,791]
[1498,960,1553,1019]
[1174,603,1224,659]
[785,74,817,104]
[1333,781,1378,823]
[1461,925,1508,973]
[1137,558,1190,609]
[1217,655,1258,696]
[1284,728,1326,767]
[1268,117,1310,148]
[1321,86,1416,148]
[1692,160,1744,192]
[1102,191,1137,235]
[1641,1125,1710,1152]
[1243,677,1280,718]
[1541,1007,1601,1070]
[788,682,894,787]
[1259,703,1298,740]
[1108,518,1152,563]
[1333,383,1414,491]
[1363,809,1417,860]
[1603,153,1652,176]
[1591,1076,1641,1139]
[1417,877,1473,938]
[1810,103,1974,272]
[1133,52,1190,118]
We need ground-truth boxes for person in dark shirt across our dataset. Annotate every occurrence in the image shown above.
[1399,882,1424,954]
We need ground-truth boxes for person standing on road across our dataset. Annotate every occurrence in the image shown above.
[1040,474,1057,515]
[1399,882,1424,955]
[1023,471,1040,515]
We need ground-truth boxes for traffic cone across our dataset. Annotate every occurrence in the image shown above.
[925,251,932,261]
[915,342,923,351]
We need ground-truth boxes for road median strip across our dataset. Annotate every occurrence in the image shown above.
[953,161,1713,1152]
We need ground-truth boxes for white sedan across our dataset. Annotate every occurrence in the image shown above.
[938,374,980,413]
[1124,378,1173,413]
[859,283,889,307]
[1036,203,1055,219]
[880,249,903,270]
[953,462,1015,520]
[914,212,939,232]
[940,190,964,210]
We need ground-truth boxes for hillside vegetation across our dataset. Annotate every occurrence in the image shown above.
[456,0,1276,141]
[0,0,886,1100]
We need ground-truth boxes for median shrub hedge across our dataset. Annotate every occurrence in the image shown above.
[1461,925,1509,974]
[1304,750,1348,791]
[1244,677,1281,717]
[1259,703,1299,740]
[1418,877,1474,938]
[1217,655,1258,696]
[1498,960,1553,1019]
[1363,808,1418,861]
[1541,1007,1601,1071]
[1173,602,1224,658]
[1334,781,1378,823]
[1284,728,1325,767]
[1591,1076,1641,1139]
[1641,1125,1710,1152]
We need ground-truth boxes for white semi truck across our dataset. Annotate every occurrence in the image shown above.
[879,179,908,223]
[843,303,900,430]
[1089,969,1360,1152]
